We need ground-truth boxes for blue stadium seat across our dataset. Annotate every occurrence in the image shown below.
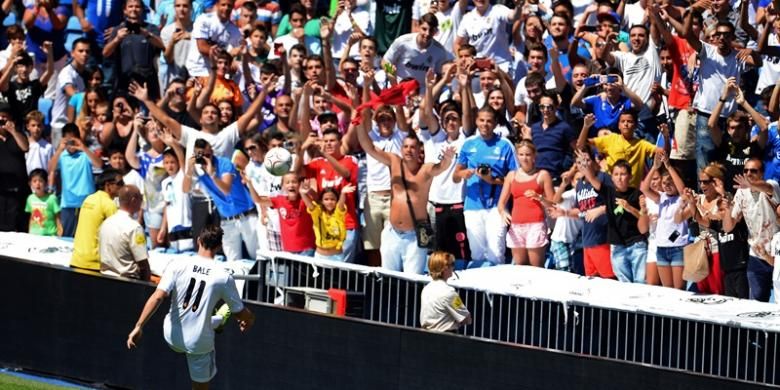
[65,16,81,32]
[38,98,53,126]
[3,13,16,27]
[64,32,84,53]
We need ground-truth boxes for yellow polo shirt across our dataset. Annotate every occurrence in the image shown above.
[71,190,118,271]
[593,133,658,188]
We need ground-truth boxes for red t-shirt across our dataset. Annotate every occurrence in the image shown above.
[305,155,359,229]
[270,195,315,252]
[668,36,697,110]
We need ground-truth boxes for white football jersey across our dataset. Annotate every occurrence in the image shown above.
[159,256,244,354]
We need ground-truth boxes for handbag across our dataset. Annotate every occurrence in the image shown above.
[401,161,434,249]
[682,238,710,282]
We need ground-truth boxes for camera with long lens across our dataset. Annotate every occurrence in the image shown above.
[477,164,491,176]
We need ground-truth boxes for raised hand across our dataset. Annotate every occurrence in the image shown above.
[128,81,149,102]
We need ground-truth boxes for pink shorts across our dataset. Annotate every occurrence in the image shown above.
[506,222,548,249]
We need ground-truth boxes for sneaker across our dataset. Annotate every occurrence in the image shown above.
[213,304,232,334]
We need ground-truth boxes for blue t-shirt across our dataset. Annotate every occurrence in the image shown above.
[752,122,780,182]
[199,156,254,218]
[25,1,69,63]
[544,35,592,81]
[79,0,124,46]
[68,93,85,117]
[583,94,632,131]
[531,119,575,177]
[457,134,517,210]
[58,151,95,208]
[576,172,610,248]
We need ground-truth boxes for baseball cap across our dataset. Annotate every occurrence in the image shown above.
[597,11,621,25]
[317,111,338,123]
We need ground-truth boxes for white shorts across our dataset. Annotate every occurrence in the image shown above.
[186,350,217,383]
[647,239,657,264]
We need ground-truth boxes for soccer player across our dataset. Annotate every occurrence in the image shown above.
[126,226,255,389]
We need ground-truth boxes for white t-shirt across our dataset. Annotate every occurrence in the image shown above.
[160,255,245,354]
[770,232,780,300]
[424,129,466,204]
[693,42,750,116]
[245,158,284,232]
[550,188,583,243]
[434,6,464,53]
[383,33,453,93]
[99,210,149,279]
[186,12,243,77]
[611,40,661,120]
[332,8,373,60]
[162,170,192,233]
[655,193,688,247]
[25,138,53,174]
[757,34,780,94]
[52,64,84,129]
[732,183,780,257]
[367,127,406,192]
[160,22,193,69]
[456,4,513,66]
[514,72,557,107]
[420,279,469,332]
[180,123,240,159]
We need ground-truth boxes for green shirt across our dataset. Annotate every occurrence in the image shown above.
[375,0,413,54]
[26,193,61,236]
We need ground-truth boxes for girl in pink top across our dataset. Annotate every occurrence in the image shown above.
[498,141,554,266]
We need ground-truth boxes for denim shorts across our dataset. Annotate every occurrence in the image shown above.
[656,246,684,267]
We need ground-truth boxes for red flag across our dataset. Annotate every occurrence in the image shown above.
[350,79,419,125]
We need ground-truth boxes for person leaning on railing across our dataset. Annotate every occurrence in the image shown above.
[420,251,471,333]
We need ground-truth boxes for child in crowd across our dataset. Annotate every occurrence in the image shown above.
[25,169,60,236]
[641,151,689,289]
[126,118,169,248]
[268,173,315,256]
[107,148,144,192]
[547,166,584,274]
[642,169,663,286]
[159,143,192,252]
[0,45,53,128]
[24,111,52,174]
[301,183,355,261]
[48,123,103,237]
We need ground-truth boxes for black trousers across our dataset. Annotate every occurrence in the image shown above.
[432,203,471,261]
[191,196,220,250]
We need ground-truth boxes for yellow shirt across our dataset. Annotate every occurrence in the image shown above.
[71,190,118,271]
[307,203,347,251]
[593,133,658,188]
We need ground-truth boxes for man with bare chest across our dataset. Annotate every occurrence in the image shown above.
[357,110,454,273]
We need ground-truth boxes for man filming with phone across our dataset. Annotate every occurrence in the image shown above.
[103,0,164,99]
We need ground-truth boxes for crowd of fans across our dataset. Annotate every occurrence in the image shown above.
[1,0,780,302]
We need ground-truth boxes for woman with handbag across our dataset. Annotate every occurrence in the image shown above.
[678,163,749,297]
[497,140,555,266]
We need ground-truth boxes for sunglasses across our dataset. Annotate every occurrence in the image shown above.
[712,31,731,38]
[342,68,358,73]
[744,168,760,174]
[698,179,713,185]
[538,104,554,111]
[246,145,258,151]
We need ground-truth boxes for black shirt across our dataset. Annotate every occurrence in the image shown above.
[599,184,645,246]
[0,133,28,191]
[720,136,762,190]
[7,79,44,126]
[165,106,200,130]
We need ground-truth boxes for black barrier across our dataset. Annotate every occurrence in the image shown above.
[0,256,770,390]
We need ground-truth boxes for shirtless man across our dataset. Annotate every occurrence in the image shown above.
[356,80,454,273]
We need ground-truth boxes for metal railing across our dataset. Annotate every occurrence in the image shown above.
[233,253,779,387]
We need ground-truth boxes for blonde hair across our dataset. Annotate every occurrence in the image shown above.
[428,251,455,280]
[702,162,725,181]
[516,139,536,154]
